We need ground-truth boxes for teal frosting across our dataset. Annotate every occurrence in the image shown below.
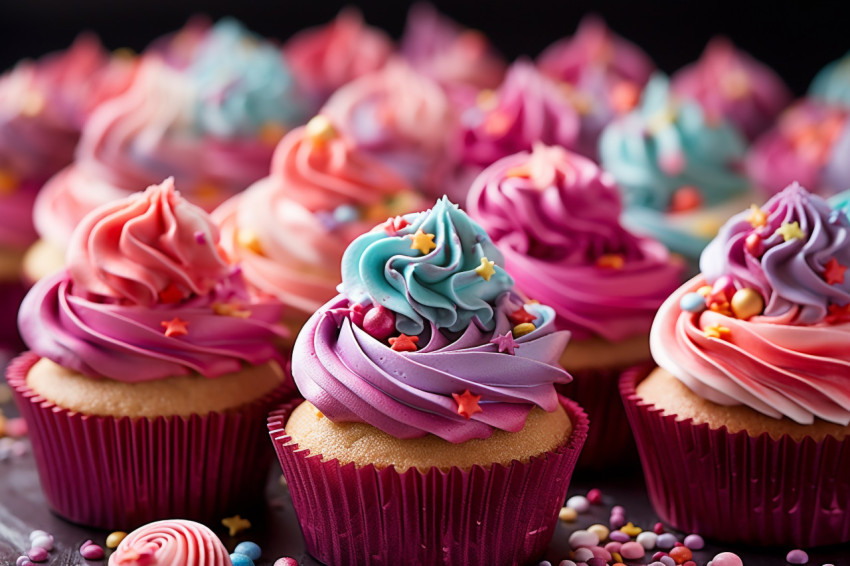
[829,190,850,220]
[599,74,748,211]
[340,197,515,335]
[187,18,306,137]
[810,52,850,108]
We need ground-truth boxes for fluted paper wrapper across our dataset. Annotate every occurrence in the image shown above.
[621,366,850,547]
[269,396,588,566]
[9,352,292,530]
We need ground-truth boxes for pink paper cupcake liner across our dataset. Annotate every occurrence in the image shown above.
[268,396,588,566]
[8,352,294,530]
[620,366,850,547]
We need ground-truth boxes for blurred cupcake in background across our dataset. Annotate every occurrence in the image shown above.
[672,38,791,141]
[537,15,655,160]
[600,74,751,271]
[809,50,850,109]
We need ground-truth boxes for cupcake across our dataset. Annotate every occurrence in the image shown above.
[672,38,791,141]
[809,50,850,109]
[268,197,588,565]
[467,143,683,469]
[600,74,751,270]
[11,178,292,528]
[622,182,850,546]
[109,520,231,565]
[537,15,655,160]
[214,114,422,334]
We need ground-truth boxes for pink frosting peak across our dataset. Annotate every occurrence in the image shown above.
[108,520,231,566]
[672,37,792,140]
[468,145,682,341]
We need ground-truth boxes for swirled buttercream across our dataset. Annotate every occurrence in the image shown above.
[108,520,231,566]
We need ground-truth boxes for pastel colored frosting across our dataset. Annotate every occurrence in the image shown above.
[651,183,850,425]
[20,178,285,382]
[108,520,231,566]
[467,144,682,342]
[809,51,850,108]
[214,117,419,316]
[284,9,393,110]
[672,38,791,141]
[320,60,457,199]
[293,197,572,443]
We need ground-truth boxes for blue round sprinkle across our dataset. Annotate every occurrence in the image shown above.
[230,553,255,566]
[333,204,359,224]
[234,542,262,561]
[680,292,706,313]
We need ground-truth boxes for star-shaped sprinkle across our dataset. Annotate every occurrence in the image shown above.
[389,333,419,352]
[221,515,251,536]
[746,204,767,229]
[475,257,496,280]
[382,215,410,236]
[508,306,536,326]
[596,254,624,269]
[161,317,189,337]
[703,325,731,340]
[212,302,252,318]
[452,389,483,419]
[490,331,519,355]
[826,303,850,324]
[158,283,184,304]
[823,257,847,285]
[408,229,437,255]
[512,323,536,338]
[775,221,805,242]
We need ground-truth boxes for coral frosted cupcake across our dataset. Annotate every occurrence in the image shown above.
[109,520,231,566]
[268,197,587,565]
[11,178,291,528]
[467,143,683,468]
[622,182,850,546]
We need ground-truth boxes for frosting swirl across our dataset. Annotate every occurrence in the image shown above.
[108,520,231,566]
[467,144,682,341]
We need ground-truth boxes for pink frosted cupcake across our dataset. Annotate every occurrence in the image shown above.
[214,114,422,333]
[109,520,231,565]
[672,37,791,141]
[623,182,850,546]
[467,143,683,468]
[268,197,587,565]
[11,178,292,528]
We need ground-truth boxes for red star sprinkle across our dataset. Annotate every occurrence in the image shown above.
[826,303,850,324]
[389,333,419,352]
[161,317,189,337]
[158,283,184,304]
[382,215,410,236]
[508,306,536,326]
[452,389,483,419]
[823,257,847,285]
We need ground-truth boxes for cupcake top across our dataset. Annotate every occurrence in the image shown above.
[467,143,683,342]
[809,51,850,109]
[651,183,850,425]
[108,519,231,566]
[672,38,791,141]
[20,178,286,382]
[214,115,421,316]
[293,197,571,443]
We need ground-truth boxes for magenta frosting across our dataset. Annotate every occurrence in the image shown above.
[467,144,683,341]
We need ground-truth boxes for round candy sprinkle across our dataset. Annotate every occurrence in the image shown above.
[660,558,676,566]
[649,563,665,566]
[683,534,704,550]
[604,541,622,554]
[653,522,665,534]
[587,558,606,566]
[333,204,359,224]
[657,533,678,550]
[619,541,645,560]
[589,546,611,561]
[28,531,49,542]
[106,531,127,549]
[363,306,396,340]
[568,529,599,549]
[17,557,34,566]
[731,288,764,320]
[559,507,578,522]
[608,530,630,543]
[609,515,626,530]
[273,559,299,566]
[683,561,697,566]
[611,505,625,514]
[587,524,609,542]
[636,531,657,550]
[586,488,603,505]
[566,495,590,513]
[669,546,693,564]
[709,552,743,566]
[574,548,593,562]
[559,561,577,566]
[26,548,47,562]
[538,561,552,566]
[786,549,809,564]
[652,551,668,561]
[679,293,706,313]
[30,535,53,551]
[234,542,262,561]
[230,554,255,566]
[80,541,104,560]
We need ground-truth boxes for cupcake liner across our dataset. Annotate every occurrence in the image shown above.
[0,278,27,354]
[621,366,850,547]
[268,396,588,566]
[8,352,293,530]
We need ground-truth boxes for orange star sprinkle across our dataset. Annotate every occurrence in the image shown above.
[826,303,850,324]
[389,334,419,352]
[823,257,847,285]
[746,204,767,229]
[408,229,437,255]
[596,254,625,269]
[703,325,731,340]
[452,389,483,419]
[161,317,189,337]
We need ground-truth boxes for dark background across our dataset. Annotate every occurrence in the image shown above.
[0,0,847,96]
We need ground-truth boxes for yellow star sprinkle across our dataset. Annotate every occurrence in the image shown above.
[746,204,767,228]
[408,228,437,255]
[775,221,805,242]
[221,514,251,536]
[703,325,731,340]
[475,257,496,281]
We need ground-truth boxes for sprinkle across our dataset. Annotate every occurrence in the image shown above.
[158,283,184,304]
[16,557,34,566]
[669,546,693,564]
[333,204,359,224]
[408,229,437,254]
[587,524,610,542]
[452,389,482,419]
[30,535,53,551]
[775,220,805,242]
[586,488,603,504]
[785,549,809,564]
[194,231,207,244]
[636,531,657,549]
[161,317,189,337]
[826,302,850,323]
[573,548,594,562]
[490,331,519,355]
[709,552,743,566]
[304,115,337,143]
[608,530,630,542]
[730,288,764,320]
[389,333,419,352]
[656,533,678,550]
[558,507,577,522]
[605,541,622,554]
[596,254,624,269]
[619,541,645,560]
[696,285,713,297]
[669,186,702,212]
[382,215,409,236]
[222,515,252,536]
[679,293,707,313]
[703,324,731,340]
[29,531,49,543]
[512,323,536,338]
[568,529,599,549]
[363,306,396,340]
[746,204,768,228]
[212,302,252,318]
[745,232,764,256]
[508,306,536,325]
[619,522,642,536]
[653,522,664,535]
[230,554,255,566]
[79,541,104,560]
[273,559,299,566]
[683,534,703,550]
[26,548,48,562]
[823,257,847,285]
[475,257,496,280]
[106,531,127,549]
[567,495,590,513]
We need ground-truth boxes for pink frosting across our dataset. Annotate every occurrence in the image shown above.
[672,38,792,141]
[108,520,231,566]
[214,120,420,315]
[467,144,682,341]
[284,8,393,108]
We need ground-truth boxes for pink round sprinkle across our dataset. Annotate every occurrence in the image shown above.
[683,561,697,566]
[653,522,665,534]
[604,542,622,554]
[586,488,602,505]
[363,306,396,340]
[574,548,593,562]
[6,418,28,437]
[273,559,299,566]
[589,546,611,562]
[17,557,34,566]
[609,530,630,543]
[785,549,809,564]
[587,558,606,566]
[80,541,104,560]
[710,552,744,566]
[26,548,47,563]
[683,534,704,550]
[619,541,645,560]
[30,535,53,552]
[609,515,626,530]
[611,505,625,515]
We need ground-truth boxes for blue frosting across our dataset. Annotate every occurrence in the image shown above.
[810,52,850,109]
[340,197,515,335]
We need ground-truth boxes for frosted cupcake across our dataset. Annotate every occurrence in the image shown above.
[11,178,291,528]
[600,74,751,269]
[268,197,587,565]
[622,182,850,546]
[214,115,422,333]
[109,520,231,566]
[538,15,655,159]
[468,143,683,468]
